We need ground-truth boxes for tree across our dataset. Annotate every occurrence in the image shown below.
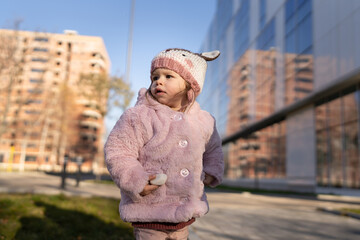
[0,22,25,139]
[77,73,133,178]
[78,73,133,117]
[53,83,79,165]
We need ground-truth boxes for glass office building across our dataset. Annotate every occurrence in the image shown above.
[199,0,360,194]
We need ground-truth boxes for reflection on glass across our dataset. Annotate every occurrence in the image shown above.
[207,0,315,182]
[343,93,359,188]
[285,0,313,105]
[225,121,286,179]
[315,90,360,189]
[316,104,328,186]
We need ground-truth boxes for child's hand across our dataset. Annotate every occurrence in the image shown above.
[140,175,160,196]
[203,173,215,186]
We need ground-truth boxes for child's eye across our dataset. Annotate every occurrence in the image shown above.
[152,76,159,81]
[166,75,173,79]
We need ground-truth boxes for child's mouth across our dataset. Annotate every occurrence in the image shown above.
[155,89,165,94]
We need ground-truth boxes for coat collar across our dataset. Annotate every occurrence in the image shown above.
[135,88,201,115]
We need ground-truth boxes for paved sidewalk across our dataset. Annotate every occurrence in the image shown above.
[189,191,360,240]
[1,172,360,239]
[0,171,121,199]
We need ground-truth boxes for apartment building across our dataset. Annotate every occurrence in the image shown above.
[198,0,360,194]
[0,29,110,172]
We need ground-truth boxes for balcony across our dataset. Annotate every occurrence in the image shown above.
[80,121,100,129]
[82,109,101,120]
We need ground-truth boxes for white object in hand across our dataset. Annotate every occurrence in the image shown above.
[150,173,167,185]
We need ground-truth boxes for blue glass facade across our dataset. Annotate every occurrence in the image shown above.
[199,0,360,193]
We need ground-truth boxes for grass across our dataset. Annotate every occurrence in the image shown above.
[0,194,134,240]
[341,208,360,215]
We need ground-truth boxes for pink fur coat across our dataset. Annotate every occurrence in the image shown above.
[104,88,224,223]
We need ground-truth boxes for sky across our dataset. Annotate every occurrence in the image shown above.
[0,0,217,133]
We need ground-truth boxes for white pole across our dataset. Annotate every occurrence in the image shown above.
[125,0,136,84]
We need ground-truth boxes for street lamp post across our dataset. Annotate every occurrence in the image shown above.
[61,154,68,189]
[76,156,83,187]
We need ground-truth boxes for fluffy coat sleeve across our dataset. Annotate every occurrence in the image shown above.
[203,121,224,187]
[104,108,149,202]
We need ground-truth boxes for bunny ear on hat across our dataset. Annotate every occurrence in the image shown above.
[200,50,220,61]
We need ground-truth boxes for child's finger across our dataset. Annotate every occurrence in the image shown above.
[148,175,156,181]
[148,184,159,191]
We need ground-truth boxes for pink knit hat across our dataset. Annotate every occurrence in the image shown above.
[150,48,220,97]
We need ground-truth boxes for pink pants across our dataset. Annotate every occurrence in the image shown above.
[133,226,189,240]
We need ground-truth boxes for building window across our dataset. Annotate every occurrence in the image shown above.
[25,99,42,104]
[32,58,48,63]
[25,155,37,162]
[31,68,45,73]
[27,143,37,148]
[33,47,48,52]
[34,37,49,42]
[25,110,41,115]
[0,154,3,163]
[27,89,43,94]
[30,78,44,83]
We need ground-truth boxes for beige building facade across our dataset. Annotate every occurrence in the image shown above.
[0,29,110,172]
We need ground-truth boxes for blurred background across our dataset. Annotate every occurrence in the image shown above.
[1,0,360,196]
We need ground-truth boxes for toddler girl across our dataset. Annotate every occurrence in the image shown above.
[105,48,224,240]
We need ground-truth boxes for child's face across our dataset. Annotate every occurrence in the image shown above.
[150,68,188,111]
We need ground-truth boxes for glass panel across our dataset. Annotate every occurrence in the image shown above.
[298,15,312,53]
[327,97,343,187]
[316,103,329,186]
[316,90,360,189]
[234,0,250,61]
[329,125,343,187]
[315,104,327,131]
[284,0,313,105]
[343,93,359,188]
[259,0,266,30]
[316,129,328,186]
[328,97,341,127]
[226,121,287,180]
[344,121,359,188]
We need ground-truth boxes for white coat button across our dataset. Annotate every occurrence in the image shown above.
[180,168,189,177]
[180,197,189,203]
[178,140,188,148]
[172,113,182,121]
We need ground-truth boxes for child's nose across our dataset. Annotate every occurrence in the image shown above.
[157,76,165,85]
